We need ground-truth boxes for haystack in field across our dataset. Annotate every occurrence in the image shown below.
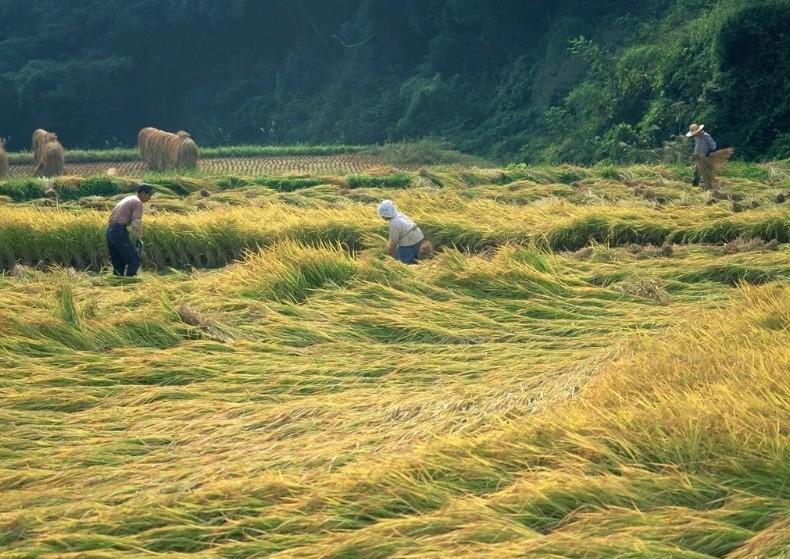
[137,127,157,165]
[165,131,187,168]
[32,129,48,154]
[0,138,8,177]
[32,129,59,168]
[36,140,65,177]
[32,130,65,177]
[138,127,199,171]
[177,137,199,169]
[694,147,734,191]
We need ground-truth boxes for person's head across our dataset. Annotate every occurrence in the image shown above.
[377,199,397,220]
[137,183,154,202]
[686,123,704,138]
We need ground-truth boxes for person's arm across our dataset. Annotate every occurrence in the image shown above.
[130,201,143,239]
[387,222,399,256]
[386,239,397,256]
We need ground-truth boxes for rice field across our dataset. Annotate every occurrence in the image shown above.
[0,156,788,558]
[4,154,388,179]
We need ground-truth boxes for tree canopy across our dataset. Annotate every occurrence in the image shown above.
[0,0,788,162]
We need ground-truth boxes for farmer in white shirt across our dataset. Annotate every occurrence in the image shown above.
[377,200,425,264]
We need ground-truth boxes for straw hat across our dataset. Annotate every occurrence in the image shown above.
[686,123,704,137]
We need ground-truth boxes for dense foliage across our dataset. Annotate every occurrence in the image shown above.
[0,0,788,162]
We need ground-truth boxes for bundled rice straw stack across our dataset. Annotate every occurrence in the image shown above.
[32,129,65,177]
[138,127,199,171]
[694,147,734,191]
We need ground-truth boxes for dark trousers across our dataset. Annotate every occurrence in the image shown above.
[106,223,140,276]
[692,165,701,186]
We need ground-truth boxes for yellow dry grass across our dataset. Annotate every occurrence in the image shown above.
[0,160,787,558]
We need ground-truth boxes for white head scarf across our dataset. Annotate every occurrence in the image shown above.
[377,199,397,218]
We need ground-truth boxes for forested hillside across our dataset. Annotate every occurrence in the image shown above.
[0,0,788,162]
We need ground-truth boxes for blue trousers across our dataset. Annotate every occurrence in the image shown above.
[396,240,422,264]
[106,224,140,276]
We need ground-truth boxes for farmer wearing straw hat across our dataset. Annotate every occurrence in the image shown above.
[106,183,154,276]
[377,199,425,264]
[686,123,717,187]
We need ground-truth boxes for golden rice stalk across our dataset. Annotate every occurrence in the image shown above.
[694,147,735,190]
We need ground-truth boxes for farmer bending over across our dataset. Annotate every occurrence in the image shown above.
[377,199,425,264]
[106,183,154,276]
[686,123,717,187]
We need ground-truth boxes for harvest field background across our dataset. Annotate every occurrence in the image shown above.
[3,156,382,179]
[0,150,788,558]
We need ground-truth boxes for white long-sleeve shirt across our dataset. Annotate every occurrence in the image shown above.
[388,213,424,247]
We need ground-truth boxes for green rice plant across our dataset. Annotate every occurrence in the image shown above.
[224,242,358,303]
[0,178,45,201]
[216,175,252,189]
[2,197,788,271]
[675,263,781,285]
[414,168,468,189]
[55,176,128,200]
[595,165,622,180]
[721,161,771,182]
[254,176,325,191]
[142,174,210,195]
[56,283,80,326]
[347,173,412,189]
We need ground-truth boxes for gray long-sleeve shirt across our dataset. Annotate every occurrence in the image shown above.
[694,132,717,156]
